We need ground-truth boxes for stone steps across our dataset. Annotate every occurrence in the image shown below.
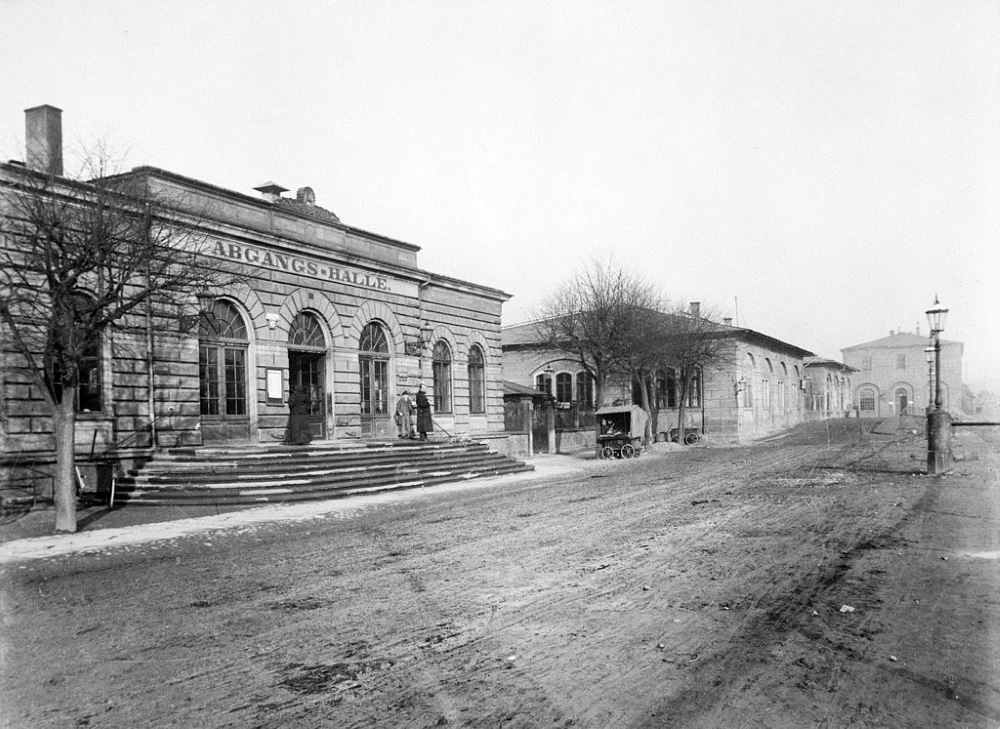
[114,439,533,506]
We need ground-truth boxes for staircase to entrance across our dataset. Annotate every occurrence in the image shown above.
[114,439,533,506]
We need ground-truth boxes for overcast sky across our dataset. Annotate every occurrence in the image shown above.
[2,0,998,388]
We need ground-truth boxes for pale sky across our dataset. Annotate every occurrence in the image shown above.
[2,0,998,389]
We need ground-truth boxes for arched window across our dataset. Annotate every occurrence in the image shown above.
[468,345,485,413]
[576,371,595,408]
[432,340,452,413]
[358,322,390,428]
[199,300,248,417]
[742,354,755,408]
[859,386,876,412]
[555,372,573,403]
[535,373,549,394]
[359,322,388,354]
[288,312,325,349]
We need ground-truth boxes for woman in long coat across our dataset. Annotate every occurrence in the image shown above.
[286,385,312,445]
[415,388,432,440]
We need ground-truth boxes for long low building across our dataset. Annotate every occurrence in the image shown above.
[1,106,512,491]
[502,305,828,446]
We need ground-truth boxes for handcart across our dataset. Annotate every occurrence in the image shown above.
[596,405,648,460]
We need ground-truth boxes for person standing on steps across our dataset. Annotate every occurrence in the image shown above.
[286,384,312,445]
[395,390,414,439]
[415,387,433,441]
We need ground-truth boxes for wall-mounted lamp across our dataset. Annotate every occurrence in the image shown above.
[420,321,434,346]
[195,289,215,314]
[734,375,747,395]
[265,312,280,330]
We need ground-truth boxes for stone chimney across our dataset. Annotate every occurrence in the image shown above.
[25,104,63,176]
[253,181,288,203]
[723,317,733,326]
[689,301,701,319]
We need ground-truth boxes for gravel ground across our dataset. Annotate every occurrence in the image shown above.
[1,419,997,728]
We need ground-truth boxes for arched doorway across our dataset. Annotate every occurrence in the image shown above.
[199,299,250,443]
[359,321,390,437]
[288,312,327,440]
[895,387,909,416]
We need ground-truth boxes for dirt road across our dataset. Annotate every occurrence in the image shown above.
[1,420,998,728]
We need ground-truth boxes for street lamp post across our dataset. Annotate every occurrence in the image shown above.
[924,345,935,412]
[925,296,951,474]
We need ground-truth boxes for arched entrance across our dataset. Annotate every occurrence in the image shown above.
[288,311,327,440]
[198,299,250,443]
[895,387,909,416]
[359,321,391,437]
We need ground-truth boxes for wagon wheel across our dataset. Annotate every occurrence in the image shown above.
[684,431,700,445]
[620,443,636,459]
[600,446,616,460]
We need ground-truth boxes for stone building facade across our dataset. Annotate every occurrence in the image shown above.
[803,357,857,418]
[502,313,816,444]
[1,106,511,486]
[841,331,964,417]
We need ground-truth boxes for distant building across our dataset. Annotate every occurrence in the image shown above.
[841,330,964,417]
[803,357,857,418]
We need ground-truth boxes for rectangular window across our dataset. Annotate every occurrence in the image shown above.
[555,372,573,403]
[896,354,906,369]
[655,368,678,408]
[224,347,247,415]
[862,356,872,371]
[686,373,701,408]
[575,372,593,407]
[760,378,770,409]
[77,350,102,413]
[468,364,485,414]
[433,360,452,413]
[199,345,219,416]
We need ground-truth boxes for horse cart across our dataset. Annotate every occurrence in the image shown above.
[596,405,648,459]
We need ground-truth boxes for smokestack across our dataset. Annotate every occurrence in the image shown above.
[689,302,701,319]
[25,104,63,176]
[253,181,288,203]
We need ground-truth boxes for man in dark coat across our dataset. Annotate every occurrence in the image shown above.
[415,388,432,440]
[286,385,312,445]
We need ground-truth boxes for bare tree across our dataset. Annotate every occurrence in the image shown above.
[534,259,662,446]
[662,302,735,443]
[0,158,240,532]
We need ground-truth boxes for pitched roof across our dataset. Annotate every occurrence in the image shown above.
[501,313,813,358]
[804,356,858,373]
[841,332,958,350]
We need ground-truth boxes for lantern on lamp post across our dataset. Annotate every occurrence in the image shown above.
[925,296,951,474]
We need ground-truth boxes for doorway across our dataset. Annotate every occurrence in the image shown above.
[288,350,326,439]
[895,388,909,416]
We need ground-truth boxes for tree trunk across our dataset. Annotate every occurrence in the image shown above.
[635,371,653,446]
[53,391,78,533]
[646,375,660,444]
[676,370,688,446]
